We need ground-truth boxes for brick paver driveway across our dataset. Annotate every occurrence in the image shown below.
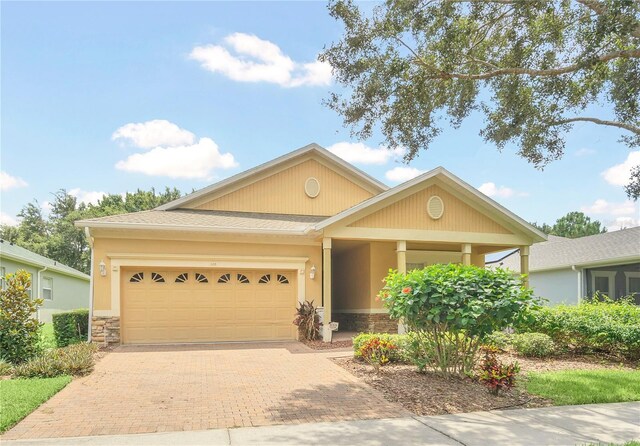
[3,343,407,440]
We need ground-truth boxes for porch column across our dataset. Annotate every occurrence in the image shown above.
[520,245,530,287]
[397,241,407,274]
[461,243,472,266]
[322,237,332,342]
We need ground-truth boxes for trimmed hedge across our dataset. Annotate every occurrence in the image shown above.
[52,310,89,348]
[511,332,555,358]
[517,300,640,360]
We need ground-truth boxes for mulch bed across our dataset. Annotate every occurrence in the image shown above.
[332,353,636,416]
[303,340,353,350]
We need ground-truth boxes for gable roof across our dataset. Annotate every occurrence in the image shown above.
[314,166,547,242]
[489,227,640,271]
[76,209,324,235]
[0,240,90,280]
[156,143,388,211]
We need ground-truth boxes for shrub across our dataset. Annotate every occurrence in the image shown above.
[0,358,13,376]
[380,264,539,375]
[358,337,398,373]
[482,331,512,350]
[293,300,320,341]
[517,299,640,360]
[353,333,407,362]
[13,343,97,378]
[476,346,520,395]
[0,270,43,364]
[511,332,555,357]
[52,309,89,347]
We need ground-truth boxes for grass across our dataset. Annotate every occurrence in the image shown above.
[38,323,56,350]
[0,376,72,432]
[525,369,640,406]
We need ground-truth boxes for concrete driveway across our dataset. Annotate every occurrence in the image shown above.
[3,343,407,440]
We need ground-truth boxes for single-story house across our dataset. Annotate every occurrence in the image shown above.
[487,227,640,305]
[76,143,546,345]
[0,239,91,322]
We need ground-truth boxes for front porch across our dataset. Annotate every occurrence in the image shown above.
[322,238,531,340]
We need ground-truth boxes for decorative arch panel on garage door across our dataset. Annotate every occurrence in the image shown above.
[121,268,297,344]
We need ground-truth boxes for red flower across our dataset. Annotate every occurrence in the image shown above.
[402,286,412,294]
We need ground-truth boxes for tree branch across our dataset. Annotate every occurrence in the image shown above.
[552,117,640,135]
[417,48,640,80]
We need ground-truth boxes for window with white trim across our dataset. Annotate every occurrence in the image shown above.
[42,277,53,300]
[625,272,640,296]
[591,271,616,297]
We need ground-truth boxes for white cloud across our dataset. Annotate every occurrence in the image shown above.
[112,119,195,149]
[601,151,640,186]
[69,189,107,205]
[478,182,520,198]
[0,171,28,191]
[385,166,425,183]
[0,212,18,226]
[327,142,406,165]
[190,33,332,88]
[574,147,596,157]
[115,137,237,179]
[581,198,637,216]
[581,198,639,232]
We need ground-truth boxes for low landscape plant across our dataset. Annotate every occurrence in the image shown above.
[517,298,640,360]
[293,300,320,341]
[353,333,407,361]
[0,270,43,364]
[13,343,97,378]
[0,358,13,376]
[52,309,89,347]
[482,331,513,350]
[380,264,539,375]
[358,337,398,373]
[511,332,555,358]
[476,346,520,395]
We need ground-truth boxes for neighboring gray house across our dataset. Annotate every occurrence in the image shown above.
[0,240,90,322]
[488,227,640,305]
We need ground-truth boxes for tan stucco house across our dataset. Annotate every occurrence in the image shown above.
[77,143,545,345]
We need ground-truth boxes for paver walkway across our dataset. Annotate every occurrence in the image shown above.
[3,402,638,445]
[2,343,407,440]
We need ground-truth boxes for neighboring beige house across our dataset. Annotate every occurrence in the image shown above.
[77,143,545,345]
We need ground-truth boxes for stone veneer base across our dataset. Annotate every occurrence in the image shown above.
[92,316,120,346]
[332,312,397,333]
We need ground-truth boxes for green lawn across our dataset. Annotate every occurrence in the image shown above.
[525,369,640,406]
[0,376,71,433]
[38,323,56,350]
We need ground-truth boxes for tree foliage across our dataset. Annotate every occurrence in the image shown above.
[0,270,43,364]
[532,211,607,238]
[321,0,640,198]
[0,188,181,274]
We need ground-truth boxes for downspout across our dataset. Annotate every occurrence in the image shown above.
[572,265,582,303]
[36,266,48,321]
[85,227,94,343]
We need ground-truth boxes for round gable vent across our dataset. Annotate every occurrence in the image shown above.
[305,177,320,198]
[427,196,444,220]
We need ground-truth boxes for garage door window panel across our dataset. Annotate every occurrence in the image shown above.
[195,273,209,283]
[175,273,189,283]
[130,272,144,283]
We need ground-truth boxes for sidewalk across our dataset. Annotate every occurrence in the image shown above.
[3,402,638,446]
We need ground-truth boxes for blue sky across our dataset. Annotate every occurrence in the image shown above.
[1,1,638,231]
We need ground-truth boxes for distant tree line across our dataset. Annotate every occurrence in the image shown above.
[0,188,181,274]
[531,211,606,239]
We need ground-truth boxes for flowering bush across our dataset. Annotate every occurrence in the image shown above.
[380,264,539,375]
[358,337,398,373]
[476,347,520,395]
[353,333,407,362]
